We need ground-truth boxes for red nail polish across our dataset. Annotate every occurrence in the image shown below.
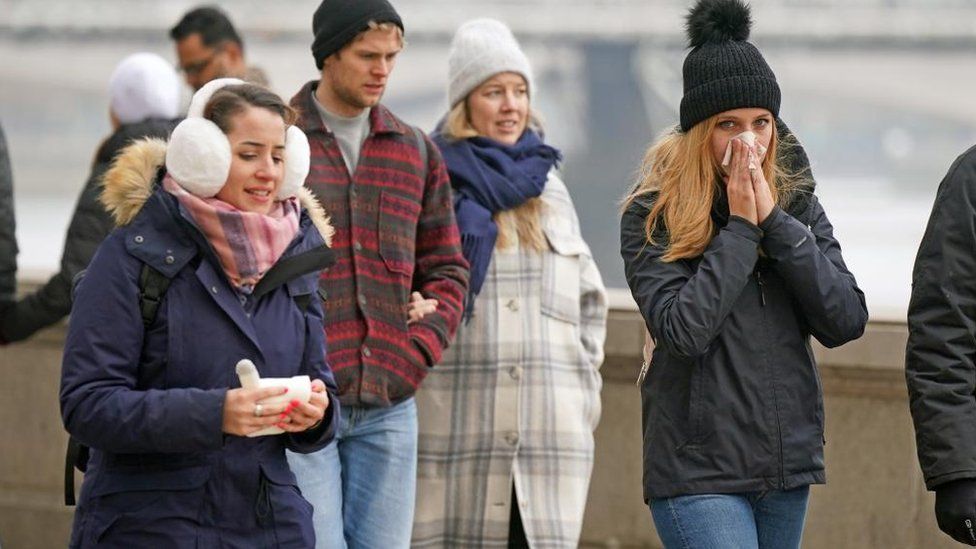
[290,400,300,408]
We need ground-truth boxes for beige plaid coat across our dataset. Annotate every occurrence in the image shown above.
[412,172,608,548]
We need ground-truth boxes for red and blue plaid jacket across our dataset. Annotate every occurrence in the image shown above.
[292,81,469,407]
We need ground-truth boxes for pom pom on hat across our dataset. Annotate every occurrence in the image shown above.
[686,0,752,47]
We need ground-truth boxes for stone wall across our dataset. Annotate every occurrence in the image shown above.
[0,284,958,548]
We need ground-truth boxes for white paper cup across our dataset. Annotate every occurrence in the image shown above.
[248,375,312,437]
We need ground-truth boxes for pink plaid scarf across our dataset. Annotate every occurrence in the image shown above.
[164,176,300,293]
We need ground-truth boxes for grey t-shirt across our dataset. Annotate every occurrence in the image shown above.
[312,92,370,175]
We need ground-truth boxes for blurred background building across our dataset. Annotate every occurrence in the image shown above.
[5,0,976,319]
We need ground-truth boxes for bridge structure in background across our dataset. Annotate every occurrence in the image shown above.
[1,0,972,294]
[3,0,976,47]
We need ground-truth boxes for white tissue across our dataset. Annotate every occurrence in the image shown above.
[721,130,767,169]
[235,359,312,437]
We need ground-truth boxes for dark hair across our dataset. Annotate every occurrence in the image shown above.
[204,84,298,134]
[169,6,244,50]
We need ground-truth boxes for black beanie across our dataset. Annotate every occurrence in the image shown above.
[311,0,403,70]
[679,0,780,132]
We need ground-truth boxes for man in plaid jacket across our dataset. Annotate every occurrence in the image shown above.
[286,1,469,547]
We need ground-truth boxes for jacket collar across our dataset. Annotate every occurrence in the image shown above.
[291,79,408,138]
[100,136,335,278]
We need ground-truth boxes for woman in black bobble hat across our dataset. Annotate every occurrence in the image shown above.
[620,0,867,546]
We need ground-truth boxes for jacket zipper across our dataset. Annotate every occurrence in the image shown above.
[757,267,784,489]
[756,270,766,307]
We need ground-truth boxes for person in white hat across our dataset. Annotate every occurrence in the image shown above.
[412,18,608,548]
[0,52,182,344]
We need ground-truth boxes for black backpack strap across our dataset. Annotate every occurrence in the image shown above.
[138,263,172,326]
[294,293,312,313]
[64,436,89,506]
[65,262,173,506]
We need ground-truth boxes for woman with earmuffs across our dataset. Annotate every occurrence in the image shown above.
[620,0,867,546]
[59,79,339,548]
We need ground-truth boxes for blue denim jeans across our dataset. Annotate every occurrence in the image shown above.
[287,397,418,549]
[650,486,810,549]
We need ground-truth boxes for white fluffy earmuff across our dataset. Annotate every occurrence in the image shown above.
[164,77,311,200]
[280,126,311,199]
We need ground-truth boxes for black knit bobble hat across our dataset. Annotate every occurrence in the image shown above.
[679,0,780,132]
[311,0,403,70]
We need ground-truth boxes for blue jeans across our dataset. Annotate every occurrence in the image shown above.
[287,397,418,549]
[650,486,810,549]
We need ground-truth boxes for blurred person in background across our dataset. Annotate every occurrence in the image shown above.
[284,0,468,547]
[0,122,14,312]
[170,5,269,91]
[619,0,866,546]
[906,121,976,546]
[412,18,607,548]
[0,52,180,345]
[61,79,338,547]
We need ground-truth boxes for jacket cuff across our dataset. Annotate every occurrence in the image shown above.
[759,206,786,233]
[928,470,976,491]
[286,392,339,453]
[725,215,763,242]
[197,388,229,449]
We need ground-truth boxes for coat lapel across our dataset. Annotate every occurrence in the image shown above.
[194,258,266,362]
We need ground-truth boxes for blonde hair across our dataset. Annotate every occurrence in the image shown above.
[623,116,801,262]
[442,99,548,252]
[330,21,406,63]
[357,20,405,47]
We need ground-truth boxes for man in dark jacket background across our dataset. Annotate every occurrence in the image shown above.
[285,0,468,547]
[0,52,180,345]
[908,144,976,546]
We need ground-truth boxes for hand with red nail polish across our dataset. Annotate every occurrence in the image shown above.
[221,385,290,436]
[276,379,330,433]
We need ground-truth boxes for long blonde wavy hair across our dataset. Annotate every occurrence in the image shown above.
[623,116,800,262]
[442,100,548,252]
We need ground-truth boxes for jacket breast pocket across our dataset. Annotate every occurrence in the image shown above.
[540,223,586,325]
[378,190,419,277]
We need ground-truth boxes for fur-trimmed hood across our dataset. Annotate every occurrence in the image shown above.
[100,138,333,247]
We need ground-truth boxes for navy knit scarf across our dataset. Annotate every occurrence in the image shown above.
[432,129,562,320]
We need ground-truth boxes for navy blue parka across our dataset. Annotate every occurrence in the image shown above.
[60,139,339,548]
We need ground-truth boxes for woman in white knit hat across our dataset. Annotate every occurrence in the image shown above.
[412,18,608,548]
